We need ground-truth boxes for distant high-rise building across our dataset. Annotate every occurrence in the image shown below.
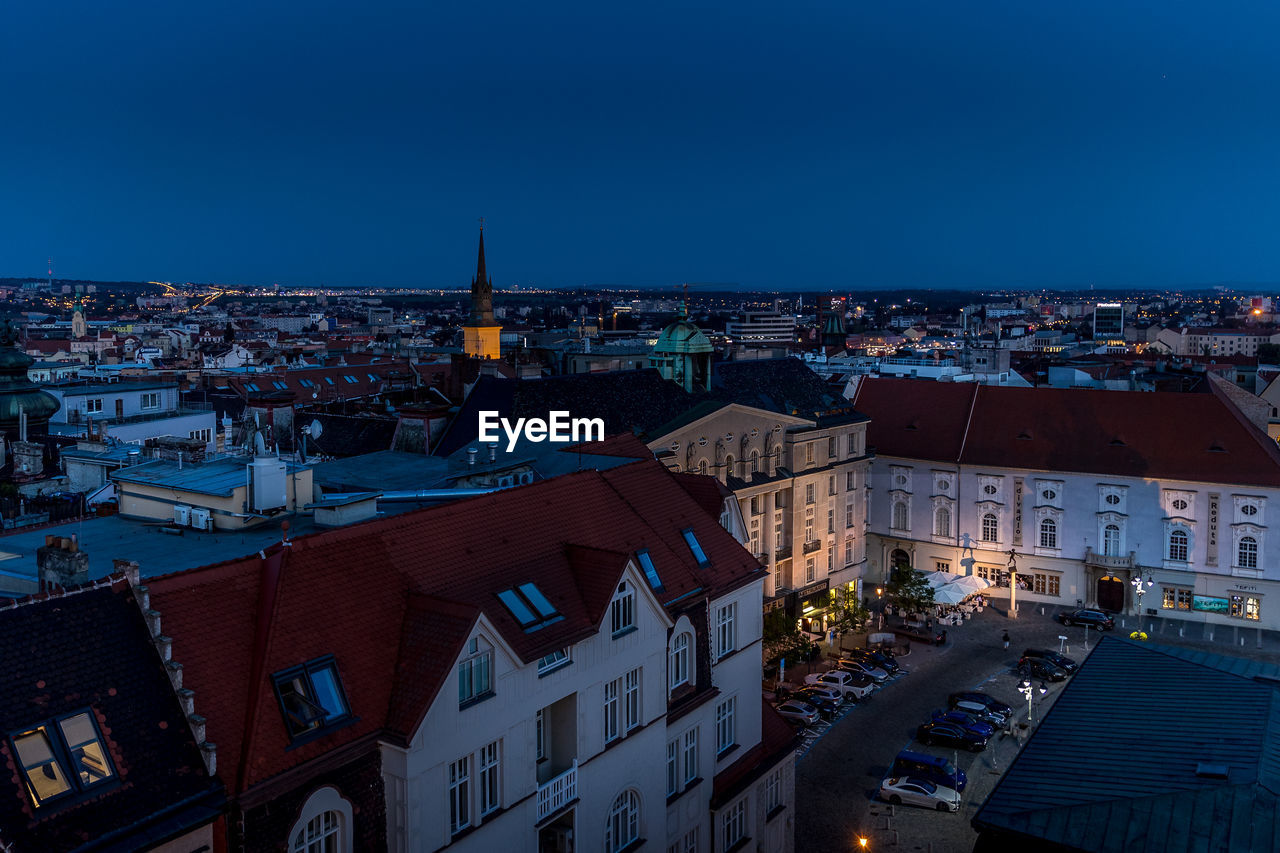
[725,310,797,345]
[462,225,501,359]
[1093,303,1124,341]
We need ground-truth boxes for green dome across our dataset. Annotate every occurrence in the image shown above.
[653,318,713,356]
[0,342,60,434]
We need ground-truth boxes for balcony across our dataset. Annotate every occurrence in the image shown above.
[1083,548,1135,570]
[775,545,792,560]
[536,761,577,823]
[803,540,822,554]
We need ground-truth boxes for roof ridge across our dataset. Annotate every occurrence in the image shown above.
[0,571,128,609]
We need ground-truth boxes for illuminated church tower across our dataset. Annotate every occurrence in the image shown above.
[462,224,501,360]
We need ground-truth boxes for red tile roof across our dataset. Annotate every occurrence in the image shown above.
[853,377,1280,487]
[148,459,764,792]
[226,360,417,402]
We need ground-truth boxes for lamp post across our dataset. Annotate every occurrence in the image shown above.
[1130,571,1154,616]
[876,587,884,630]
[1017,678,1047,724]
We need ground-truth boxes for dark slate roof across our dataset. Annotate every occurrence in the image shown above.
[434,369,696,456]
[710,358,850,416]
[0,578,225,852]
[973,637,1280,853]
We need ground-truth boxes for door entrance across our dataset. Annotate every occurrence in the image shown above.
[1097,575,1124,612]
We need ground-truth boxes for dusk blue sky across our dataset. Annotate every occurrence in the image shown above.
[3,1,1278,290]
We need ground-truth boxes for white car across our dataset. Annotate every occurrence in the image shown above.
[879,776,961,813]
[804,669,875,699]
[952,699,1009,727]
[774,700,820,726]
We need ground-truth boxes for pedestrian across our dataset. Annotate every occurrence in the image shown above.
[1002,630,1010,650]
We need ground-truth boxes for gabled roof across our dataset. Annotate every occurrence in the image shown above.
[974,638,1280,853]
[852,377,1280,487]
[148,459,764,793]
[0,578,224,850]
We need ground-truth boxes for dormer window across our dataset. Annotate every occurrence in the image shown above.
[611,581,636,636]
[497,582,563,632]
[681,529,710,567]
[11,711,116,808]
[272,657,352,739]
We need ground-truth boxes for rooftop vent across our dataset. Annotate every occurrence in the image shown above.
[1194,763,1230,780]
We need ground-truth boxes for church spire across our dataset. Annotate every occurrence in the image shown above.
[469,221,494,325]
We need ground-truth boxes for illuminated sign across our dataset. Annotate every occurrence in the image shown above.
[1192,595,1229,613]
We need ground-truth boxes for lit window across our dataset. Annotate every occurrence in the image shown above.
[682,529,709,566]
[272,658,352,738]
[11,712,115,807]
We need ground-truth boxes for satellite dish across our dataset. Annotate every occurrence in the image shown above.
[308,419,323,439]
[253,431,267,455]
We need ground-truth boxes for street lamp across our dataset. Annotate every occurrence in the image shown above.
[1130,572,1154,615]
[1017,678,1047,724]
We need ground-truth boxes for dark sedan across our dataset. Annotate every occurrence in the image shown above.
[843,648,901,674]
[930,709,996,738]
[793,687,843,718]
[1017,657,1068,682]
[1022,648,1079,674]
[916,720,988,751]
[1057,608,1115,631]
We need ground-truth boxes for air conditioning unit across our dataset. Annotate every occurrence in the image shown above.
[173,505,191,526]
[190,507,212,531]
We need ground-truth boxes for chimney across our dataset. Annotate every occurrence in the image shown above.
[467,447,477,466]
[488,442,497,462]
[36,535,90,590]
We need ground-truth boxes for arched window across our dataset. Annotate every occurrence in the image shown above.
[750,449,760,473]
[1168,529,1189,562]
[670,632,691,689]
[934,507,951,537]
[605,790,641,853]
[981,513,998,543]
[698,459,707,475]
[1103,524,1120,557]
[892,501,908,530]
[1039,518,1057,549]
[611,582,635,635]
[289,788,352,853]
[1239,536,1259,569]
[724,454,735,481]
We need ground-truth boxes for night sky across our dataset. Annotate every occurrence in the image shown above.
[3,0,1278,290]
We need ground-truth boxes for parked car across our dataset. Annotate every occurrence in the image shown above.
[805,669,874,699]
[793,687,843,717]
[1017,656,1068,681]
[891,750,967,793]
[1021,648,1079,674]
[916,720,989,751]
[836,658,889,683]
[930,709,996,738]
[879,776,961,812]
[844,648,901,674]
[891,623,948,645]
[1057,608,1115,631]
[951,700,1008,728]
[775,700,820,726]
[948,691,1015,719]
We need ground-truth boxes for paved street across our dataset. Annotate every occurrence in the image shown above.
[793,596,1280,852]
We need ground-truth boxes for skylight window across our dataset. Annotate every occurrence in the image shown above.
[498,583,563,632]
[681,529,710,567]
[271,657,352,740]
[272,381,288,390]
[368,373,378,382]
[636,549,663,591]
[244,382,259,392]
[10,711,116,808]
[299,379,314,388]
[325,377,335,385]
[344,375,357,383]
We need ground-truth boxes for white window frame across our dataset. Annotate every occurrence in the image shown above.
[670,632,691,689]
[289,787,353,853]
[716,696,736,754]
[716,603,736,659]
[603,678,620,743]
[625,667,641,731]
[458,637,492,706]
[721,798,747,850]
[981,513,999,543]
[611,581,635,635]
[140,392,160,410]
[605,790,641,853]
[448,756,471,836]
[683,727,699,783]
[478,740,500,816]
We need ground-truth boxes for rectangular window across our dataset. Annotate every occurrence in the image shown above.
[750,496,761,515]
[827,509,834,534]
[457,639,492,706]
[804,511,814,543]
[805,483,815,504]
[535,709,545,760]
[828,436,837,458]
[667,739,680,795]
[1247,597,1261,621]
[611,583,635,635]
[85,398,103,414]
[774,516,784,549]
[722,799,747,850]
[764,768,782,813]
[448,756,470,835]
[716,603,736,658]
[140,392,160,409]
[805,444,814,464]
[776,490,788,508]
[11,712,116,808]
[846,470,856,490]
[1049,575,1061,596]
[479,740,500,815]
[273,657,352,736]
[828,474,836,496]
[773,562,783,592]
[846,502,855,528]
[625,667,641,730]
[805,556,815,584]
[845,538,854,566]
[683,727,699,782]
[668,828,698,853]
[936,561,950,573]
[1163,587,1193,611]
[716,697,736,754]
[603,678,620,743]
[537,649,570,675]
